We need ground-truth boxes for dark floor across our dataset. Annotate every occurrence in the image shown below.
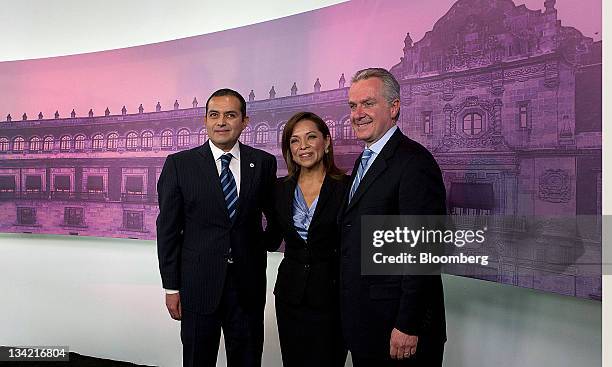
[0,351,154,367]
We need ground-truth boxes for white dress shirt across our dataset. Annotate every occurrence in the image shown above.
[361,125,398,176]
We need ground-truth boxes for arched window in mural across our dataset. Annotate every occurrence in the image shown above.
[142,131,153,149]
[462,112,483,136]
[92,134,104,150]
[43,136,54,151]
[107,133,118,150]
[242,126,252,144]
[325,120,336,140]
[126,132,139,150]
[13,136,25,151]
[177,129,190,148]
[343,119,355,140]
[0,137,9,152]
[277,123,286,145]
[29,136,41,151]
[74,134,86,150]
[198,128,207,145]
[161,130,173,148]
[59,135,71,151]
[255,124,269,145]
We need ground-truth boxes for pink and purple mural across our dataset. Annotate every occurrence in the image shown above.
[0,0,601,299]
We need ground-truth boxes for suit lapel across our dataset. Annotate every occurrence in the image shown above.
[345,128,402,213]
[196,142,228,218]
[308,174,333,231]
[282,177,303,242]
[345,157,388,212]
[235,143,255,223]
[339,154,362,216]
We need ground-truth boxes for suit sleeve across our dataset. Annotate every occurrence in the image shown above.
[156,154,185,290]
[262,156,283,251]
[395,153,446,335]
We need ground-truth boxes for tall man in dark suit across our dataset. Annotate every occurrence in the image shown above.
[156,89,277,367]
[339,68,447,366]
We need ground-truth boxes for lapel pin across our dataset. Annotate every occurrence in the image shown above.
[250,163,255,168]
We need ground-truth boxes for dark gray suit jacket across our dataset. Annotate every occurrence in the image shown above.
[156,141,276,315]
[339,128,447,358]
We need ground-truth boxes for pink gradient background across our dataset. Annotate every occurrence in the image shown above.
[0,0,601,120]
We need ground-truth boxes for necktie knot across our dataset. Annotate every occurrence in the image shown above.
[220,153,233,169]
[360,149,373,169]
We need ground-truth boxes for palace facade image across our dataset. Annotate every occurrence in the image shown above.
[0,0,601,298]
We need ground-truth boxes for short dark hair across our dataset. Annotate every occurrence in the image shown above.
[205,88,247,118]
[281,111,345,180]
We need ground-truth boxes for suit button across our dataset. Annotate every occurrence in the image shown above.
[304,264,310,269]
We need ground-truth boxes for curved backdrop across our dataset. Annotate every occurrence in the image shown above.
[0,0,602,299]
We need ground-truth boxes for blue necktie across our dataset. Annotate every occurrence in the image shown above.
[220,153,238,220]
[349,149,373,203]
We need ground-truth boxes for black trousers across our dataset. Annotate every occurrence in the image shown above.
[181,267,264,367]
[350,341,444,367]
[275,297,346,367]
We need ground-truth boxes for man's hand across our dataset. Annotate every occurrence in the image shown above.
[165,292,182,320]
[390,328,418,360]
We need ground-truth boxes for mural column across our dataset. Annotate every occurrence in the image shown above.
[147,165,157,204]
[45,165,52,200]
[443,103,453,136]
[75,164,83,200]
[504,170,518,215]
[493,98,503,135]
[108,166,122,201]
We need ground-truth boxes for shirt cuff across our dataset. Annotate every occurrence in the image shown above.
[165,289,179,294]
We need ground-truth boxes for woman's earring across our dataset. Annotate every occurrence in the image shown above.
[325,148,329,154]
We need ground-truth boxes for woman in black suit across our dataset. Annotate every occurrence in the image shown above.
[268,111,349,367]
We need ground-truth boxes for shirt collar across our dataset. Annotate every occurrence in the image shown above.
[209,140,241,162]
[366,125,398,155]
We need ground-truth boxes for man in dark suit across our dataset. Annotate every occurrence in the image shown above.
[339,68,447,366]
[156,89,277,367]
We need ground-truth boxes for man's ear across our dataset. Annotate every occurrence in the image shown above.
[391,99,400,121]
[242,116,250,128]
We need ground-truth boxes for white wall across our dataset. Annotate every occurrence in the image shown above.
[0,1,608,366]
[0,0,345,62]
[0,234,601,367]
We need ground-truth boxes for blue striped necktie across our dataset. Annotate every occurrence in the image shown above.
[220,153,238,220]
[349,149,373,203]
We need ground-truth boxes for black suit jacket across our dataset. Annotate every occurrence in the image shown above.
[269,174,350,308]
[339,128,447,358]
[156,141,277,315]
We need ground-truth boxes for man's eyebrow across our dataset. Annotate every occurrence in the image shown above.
[207,109,239,114]
[348,97,375,105]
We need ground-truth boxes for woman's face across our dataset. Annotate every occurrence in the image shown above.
[289,119,330,170]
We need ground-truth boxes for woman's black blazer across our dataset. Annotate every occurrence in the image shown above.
[269,173,350,307]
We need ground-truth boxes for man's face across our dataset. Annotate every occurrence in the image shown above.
[348,77,399,145]
[205,95,249,151]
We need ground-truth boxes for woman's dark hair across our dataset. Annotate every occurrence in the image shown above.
[281,111,345,180]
